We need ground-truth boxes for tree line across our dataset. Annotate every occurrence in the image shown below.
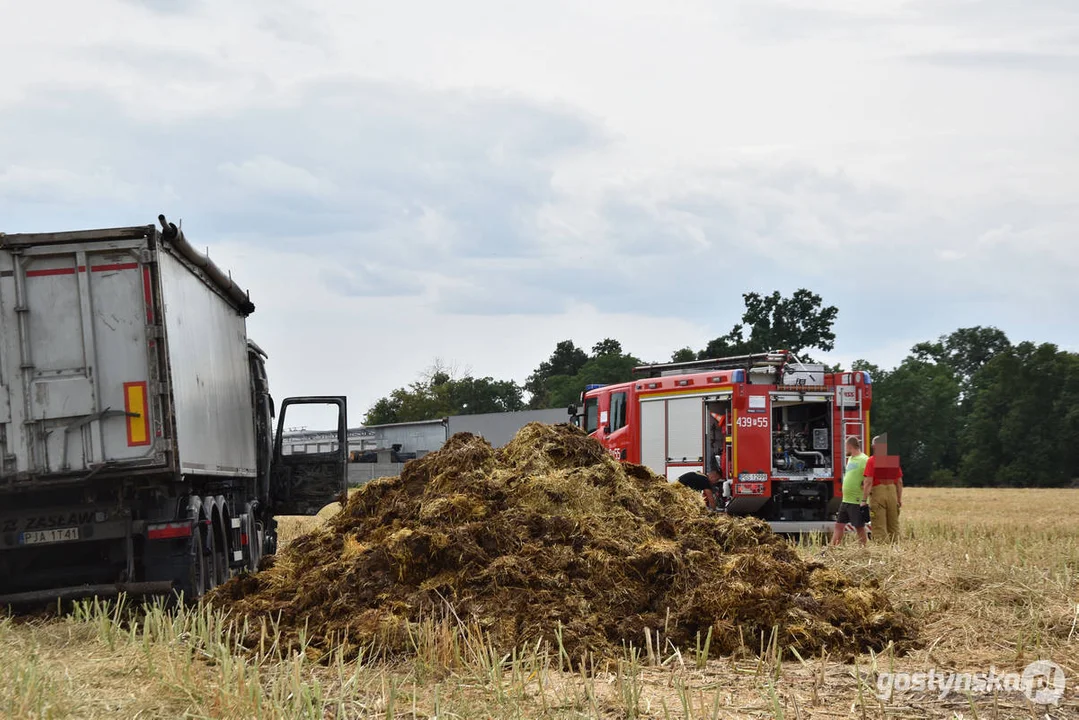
[363,290,1079,487]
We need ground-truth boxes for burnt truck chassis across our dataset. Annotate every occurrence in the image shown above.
[0,217,347,606]
[0,393,347,606]
[0,470,272,605]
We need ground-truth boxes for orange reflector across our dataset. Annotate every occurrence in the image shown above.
[124,381,150,447]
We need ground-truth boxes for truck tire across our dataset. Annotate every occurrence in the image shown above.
[175,524,209,603]
[246,512,262,572]
[207,520,227,590]
[263,518,278,559]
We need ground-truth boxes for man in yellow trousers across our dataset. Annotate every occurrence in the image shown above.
[863,434,903,543]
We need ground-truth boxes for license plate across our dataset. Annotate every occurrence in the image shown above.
[736,482,766,496]
[19,527,80,545]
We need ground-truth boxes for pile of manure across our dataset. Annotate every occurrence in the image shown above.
[209,423,914,663]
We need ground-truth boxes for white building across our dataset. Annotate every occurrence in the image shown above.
[279,408,569,484]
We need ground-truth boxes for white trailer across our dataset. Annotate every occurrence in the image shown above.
[0,216,347,605]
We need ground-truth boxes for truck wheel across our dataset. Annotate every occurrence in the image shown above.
[207,523,227,589]
[263,518,278,558]
[176,524,209,603]
[246,514,262,572]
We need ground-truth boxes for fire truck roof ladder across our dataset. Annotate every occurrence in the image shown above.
[632,350,791,378]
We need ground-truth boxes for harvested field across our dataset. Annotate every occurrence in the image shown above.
[209,423,914,664]
[1,484,1077,718]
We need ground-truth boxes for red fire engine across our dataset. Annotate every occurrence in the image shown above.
[571,351,872,533]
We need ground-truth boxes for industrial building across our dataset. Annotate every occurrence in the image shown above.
[281,408,569,485]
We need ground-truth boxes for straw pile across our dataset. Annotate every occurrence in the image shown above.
[210,423,914,662]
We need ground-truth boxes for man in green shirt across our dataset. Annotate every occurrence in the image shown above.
[831,436,871,546]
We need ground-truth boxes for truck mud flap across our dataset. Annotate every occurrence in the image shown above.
[0,581,174,607]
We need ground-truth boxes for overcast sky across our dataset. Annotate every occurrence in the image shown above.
[2,0,1076,427]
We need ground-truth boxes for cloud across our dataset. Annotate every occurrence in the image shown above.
[256,4,331,46]
[1,0,1077,415]
[0,77,606,255]
[320,264,427,299]
[909,51,1079,73]
[120,0,200,14]
[218,156,338,198]
[732,1,903,43]
[2,72,1073,350]
[0,165,138,203]
[908,0,1079,25]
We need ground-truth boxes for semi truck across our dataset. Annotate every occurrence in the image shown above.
[572,351,872,534]
[0,216,347,605]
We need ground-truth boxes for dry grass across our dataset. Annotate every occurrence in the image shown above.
[1,486,1076,718]
[825,488,1079,668]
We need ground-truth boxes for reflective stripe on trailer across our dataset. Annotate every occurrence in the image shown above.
[143,266,154,322]
[147,522,193,540]
[24,263,140,278]
[124,381,151,447]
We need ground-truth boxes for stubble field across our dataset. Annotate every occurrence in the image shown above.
[1,487,1076,719]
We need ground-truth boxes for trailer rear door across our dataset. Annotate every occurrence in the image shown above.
[0,231,160,478]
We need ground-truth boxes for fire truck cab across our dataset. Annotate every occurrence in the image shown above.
[571,351,872,534]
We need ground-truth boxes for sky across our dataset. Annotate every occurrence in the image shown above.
[2,0,1077,428]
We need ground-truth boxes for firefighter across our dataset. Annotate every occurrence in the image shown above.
[864,434,903,543]
[676,470,721,510]
[831,436,871,546]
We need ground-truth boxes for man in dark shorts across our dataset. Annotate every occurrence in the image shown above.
[676,470,721,510]
[831,436,871,546]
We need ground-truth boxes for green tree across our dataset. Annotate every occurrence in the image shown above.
[548,350,643,408]
[443,376,525,415]
[913,326,1011,404]
[851,359,882,376]
[592,338,623,356]
[959,343,1079,487]
[671,347,697,363]
[525,340,589,409]
[868,357,961,485]
[364,396,405,426]
[364,365,524,425]
[698,289,838,360]
[526,340,642,409]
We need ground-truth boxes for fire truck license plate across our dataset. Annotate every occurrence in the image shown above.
[19,527,80,545]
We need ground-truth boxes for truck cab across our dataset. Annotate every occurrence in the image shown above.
[577,383,636,462]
